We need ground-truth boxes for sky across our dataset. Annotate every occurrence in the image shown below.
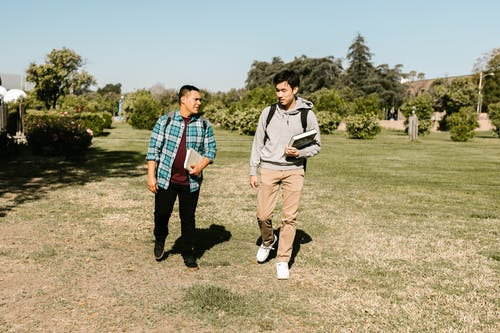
[2,0,499,93]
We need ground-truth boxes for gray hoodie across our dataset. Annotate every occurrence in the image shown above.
[249,97,321,176]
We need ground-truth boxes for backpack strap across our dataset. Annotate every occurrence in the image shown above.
[263,104,277,145]
[300,109,309,172]
[300,109,308,132]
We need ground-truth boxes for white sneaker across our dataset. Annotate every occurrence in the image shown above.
[256,234,277,263]
[276,262,289,280]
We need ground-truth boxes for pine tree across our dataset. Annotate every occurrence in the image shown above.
[346,33,374,92]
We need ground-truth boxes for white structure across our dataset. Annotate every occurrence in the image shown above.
[3,89,27,139]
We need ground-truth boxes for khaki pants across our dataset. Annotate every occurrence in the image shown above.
[257,168,304,263]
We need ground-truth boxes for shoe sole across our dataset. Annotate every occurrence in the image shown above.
[155,250,165,261]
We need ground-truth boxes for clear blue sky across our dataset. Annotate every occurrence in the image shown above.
[2,0,499,92]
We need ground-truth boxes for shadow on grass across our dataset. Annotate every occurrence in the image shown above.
[168,224,232,260]
[255,228,312,268]
[0,147,145,217]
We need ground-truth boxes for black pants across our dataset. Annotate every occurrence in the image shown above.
[154,183,199,255]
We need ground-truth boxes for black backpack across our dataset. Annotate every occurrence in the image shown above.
[263,103,309,170]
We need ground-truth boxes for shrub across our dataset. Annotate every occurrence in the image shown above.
[447,107,478,142]
[27,110,108,136]
[316,111,341,134]
[352,94,381,116]
[24,112,92,156]
[233,107,260,135]
[345,113,381,139]
[488,102,500,137]
[400,93,434,135]
[125,90,164,130]
[307,88,352,116]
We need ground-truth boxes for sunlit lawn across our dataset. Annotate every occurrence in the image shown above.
[0,122,498,332]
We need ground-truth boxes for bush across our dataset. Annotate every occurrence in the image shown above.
[233,107,260,135]
[24,112,92,156]
[447,107,478,142]
[27,110,108,136]
[345,113,381,139]
[400,93,435,135]
[488,102,500,137]
[352,94,381,116]
[307,88,352,116]
[316,111,341,134]
[124,90,164,130]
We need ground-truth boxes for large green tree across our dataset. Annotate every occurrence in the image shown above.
[345,33,375,92]
[364,64,407,109]
[245,55,343,94]
[26,48,96,109]
[482,49,500,110]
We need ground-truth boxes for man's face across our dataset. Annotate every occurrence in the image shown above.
[182,90,202,115]
[275,81,298,109]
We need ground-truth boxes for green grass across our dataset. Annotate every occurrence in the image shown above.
[0,122,498,332]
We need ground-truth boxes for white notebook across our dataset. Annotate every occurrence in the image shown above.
[184,148,204,171]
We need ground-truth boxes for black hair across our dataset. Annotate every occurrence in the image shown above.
[273,70,300,89]
[178,85,200,103]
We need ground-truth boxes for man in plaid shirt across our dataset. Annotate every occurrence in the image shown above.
[146,85,216,268]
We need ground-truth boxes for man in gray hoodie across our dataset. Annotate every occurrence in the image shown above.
[249,70,321,279]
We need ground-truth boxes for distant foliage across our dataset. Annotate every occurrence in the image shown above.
[447,107,478,142]
[345,113,381,139]
[245,56,343,94]
[486,102,500,137]
[24,112,93,156]
[58,93,118,118]
[204,86,275,135]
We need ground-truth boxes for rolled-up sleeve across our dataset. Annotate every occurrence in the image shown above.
[203,121,217,162]
[146,117,164,161]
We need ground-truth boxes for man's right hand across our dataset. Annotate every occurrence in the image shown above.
[249,175,259,191]
[148,176,158,193]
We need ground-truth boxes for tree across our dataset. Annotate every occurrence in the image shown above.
[245,57,285,89]
[345,33,375,92]
[364,64,406,109]
[245,55,343,94]
[97,83,122,95]
[26,48,96,109]
[430,77,476,130]
[482,51,500,109]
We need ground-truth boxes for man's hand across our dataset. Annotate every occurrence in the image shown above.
[284,146,300,158]
[148,176,158,193]
[249,175,259,190]
[188,164,203,177]
[147,161,159,193]
[188,157,211,177]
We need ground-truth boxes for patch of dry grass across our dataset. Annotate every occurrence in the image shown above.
[0,123,498,332]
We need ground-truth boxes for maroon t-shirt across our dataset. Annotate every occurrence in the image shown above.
[170,117,190,186]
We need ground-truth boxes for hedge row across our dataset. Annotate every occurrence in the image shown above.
[24,112,94,156]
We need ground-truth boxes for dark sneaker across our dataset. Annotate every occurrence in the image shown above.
[183,256,199,269]
[154,239,165,261]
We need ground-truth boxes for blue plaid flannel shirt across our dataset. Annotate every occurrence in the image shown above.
[146,110,216,192]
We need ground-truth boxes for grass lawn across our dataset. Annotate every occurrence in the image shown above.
[1,122,499,332]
